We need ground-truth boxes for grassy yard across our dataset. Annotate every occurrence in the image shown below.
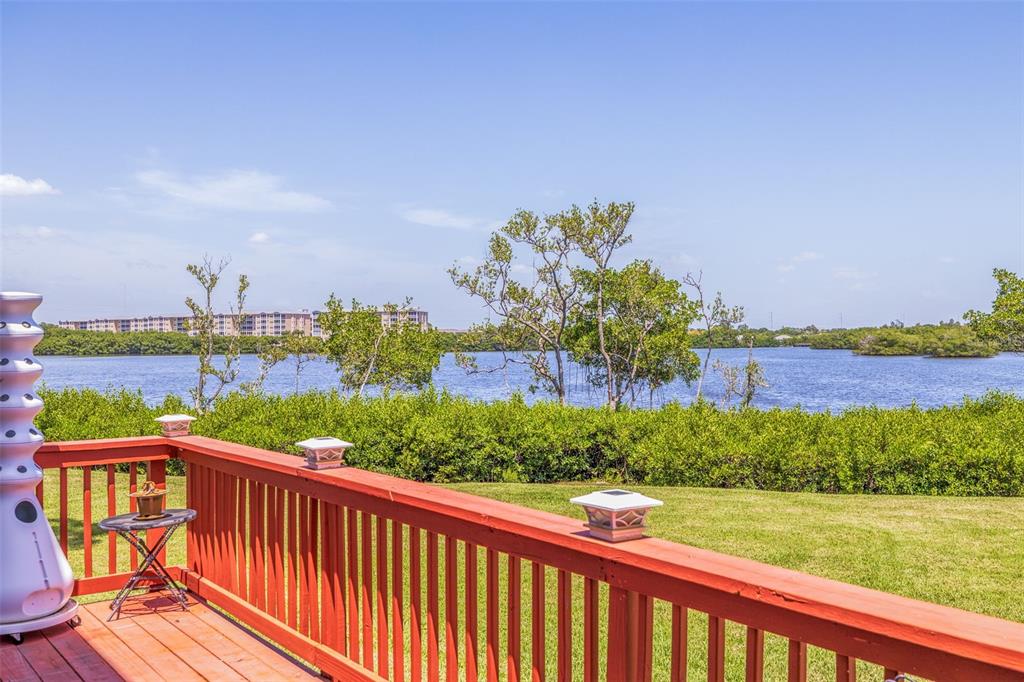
[447,482,1024,624]
[45,470,1022,680]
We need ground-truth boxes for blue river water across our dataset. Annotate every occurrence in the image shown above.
[34,348,1023,412]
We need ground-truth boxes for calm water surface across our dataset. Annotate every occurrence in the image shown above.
[36,348,1024,411]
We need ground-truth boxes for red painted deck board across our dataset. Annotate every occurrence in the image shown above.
[4,598,317,681]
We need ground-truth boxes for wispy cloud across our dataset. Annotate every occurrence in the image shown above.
[4,225,66,239]
[248,231,272,245]
[0,174,60,197]
[776,250,823,273]
[833,266,878,291]
[400,207,484,230]
[137,170,332,212]
[792,251,823,263]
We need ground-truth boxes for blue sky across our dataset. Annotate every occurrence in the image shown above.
[2,1,1021,328]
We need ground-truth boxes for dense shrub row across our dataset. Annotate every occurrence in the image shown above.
[36,388,1024,496]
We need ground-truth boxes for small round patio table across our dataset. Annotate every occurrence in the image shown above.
[98,508,196,620]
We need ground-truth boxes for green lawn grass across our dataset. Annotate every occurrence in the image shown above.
[46,470,1022,680]
[446,482,1024,624]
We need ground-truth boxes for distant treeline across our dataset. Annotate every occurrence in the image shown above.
[36,321,1007,358]
[35,324,290,356]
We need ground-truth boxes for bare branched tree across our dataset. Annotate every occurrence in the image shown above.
[683,271,744,400]
[449,210,582,404]
[185,256,249,413]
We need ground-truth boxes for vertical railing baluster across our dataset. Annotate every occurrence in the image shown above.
[485,548,499,682]
[128,463,138,569]
[59,467,68,554]
[671,605,687,681]
[106,464,116,574]
[745,627,764,682]
[788,640,808,682]
[411,526,422,682]
[185,462,195,572]
[708,616,726,682]
[508,555,522,682]
[583,577,597,682]
[445,535,459,682]
[532,563,547,682]
[193,465,204,576]
[225,474,237,595]
[379,516,390,677]
[465,542,478,682]
[363,511,376,668]
[287,491,298,631]
[321,500,334,649]
[606,586,628,680]
[82,467,92,577]
[249,480,260,605]
[835,654,855,682]
[235,475,246,598]
[307,494,319,642]
[148,459,166,564]
[393,519,406,682]
[637,594,654,682]
[335,503,348,653]
[556,569,570,682]
[347,507,360,662]
[300,495,312,637]
[426,530,439,682]
[267,486,281,621]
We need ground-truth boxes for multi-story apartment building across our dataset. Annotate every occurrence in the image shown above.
[58,308,428,337]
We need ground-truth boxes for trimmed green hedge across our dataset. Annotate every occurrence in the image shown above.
[36,388,1024,496]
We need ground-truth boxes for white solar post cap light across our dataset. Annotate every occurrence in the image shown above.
[0,292,78,641]
[570,489,664,542]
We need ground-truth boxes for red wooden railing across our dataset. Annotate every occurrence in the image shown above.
[36,436,1024,682]
[36,438,174,596]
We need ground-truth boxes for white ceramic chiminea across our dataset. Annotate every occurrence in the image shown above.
[0,292,78,641]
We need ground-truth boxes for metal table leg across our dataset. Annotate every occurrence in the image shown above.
[107,523,188,620]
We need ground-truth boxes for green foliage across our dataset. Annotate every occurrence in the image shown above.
[810,323,1001,358]
[38,388,1024,496]
[319,297,444,395]
[965,268,1024,352]
[450,200,638,406]
[35,387,189,474]
[566,260,700,406]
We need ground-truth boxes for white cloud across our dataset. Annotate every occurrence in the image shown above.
[248,231,271,245]
[776,250,823,273]
[137,170,332,212]
[400,208,482,230]
[3,225,65,239]
[0,174,60,197]
[792,251,823,263]
[670,252,699,268]
[833,266,878,291]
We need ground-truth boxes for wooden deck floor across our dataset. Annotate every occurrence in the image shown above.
[0,595,321,681]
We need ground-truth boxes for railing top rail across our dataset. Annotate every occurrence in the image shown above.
[36,436,173,467]
[44,436,1024,679]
